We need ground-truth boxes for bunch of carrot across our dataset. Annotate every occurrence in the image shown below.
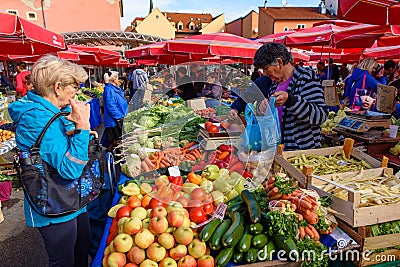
[289,189,319,225]
[264,176,292,201]
[140,142,202,172]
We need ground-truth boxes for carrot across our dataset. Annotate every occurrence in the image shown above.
[269,200,284,207]
[267,183,275,191]
[295,212,303,221]
[290,196,313,210]
[161,159,170,167]
[298,226,306,239]
[144,158,154,169]
[281,194,291,200]
[303,211,319,225]
[182,141,196,150]
[186,154,196,161]
[141,161,150,172]
[267,177,275,185]
[150,154,158,160]
[267,187,279,197]
[299,207,310,215]
[304,225,314,239]
[268,193,282,200]
[308,225,320,241]
[290,203,297,211]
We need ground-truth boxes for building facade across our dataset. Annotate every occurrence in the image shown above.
[1,0,122,33]
[226,10,259,39]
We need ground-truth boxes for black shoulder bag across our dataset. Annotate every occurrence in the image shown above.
[14,112,104,217]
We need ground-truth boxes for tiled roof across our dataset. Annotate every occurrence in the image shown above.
[124,25,133,32]
[260,7,333,20]
[164,12,213,32]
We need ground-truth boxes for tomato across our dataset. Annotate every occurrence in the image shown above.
[127,195,142,209]
[116,205,132,220]
[205,121,213,130]
[190,187,206,201]
[190,207,207,224]
[207,125,219,133]
[188,199,203,209]
[220,121,230,129]
[149,197,167,209]
[203,202,214,215]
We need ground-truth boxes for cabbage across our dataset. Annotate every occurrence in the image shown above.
[128,143,142,154]
[138,133,148,145]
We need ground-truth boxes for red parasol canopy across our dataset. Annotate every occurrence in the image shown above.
[256,30,295,44]
[338,0,400,25]
[0,12,66,55]
[166,33,261,59]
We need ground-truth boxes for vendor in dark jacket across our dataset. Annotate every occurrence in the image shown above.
[176,67,197,100]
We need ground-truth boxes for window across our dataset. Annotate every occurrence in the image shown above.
[7,10,18,15]
[178,24,183,30]
[26,11,37,20]
[297,24,306,29]
[190,17,193,21]
[155,15,159,19]
[190,25,194,31]
[283,27,289,31]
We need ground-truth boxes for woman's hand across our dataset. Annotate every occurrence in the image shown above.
[228,109,239,121]
[65,99,91,130]
[272,91,288,107]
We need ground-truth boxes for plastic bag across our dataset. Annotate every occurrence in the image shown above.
[241,97,281,152]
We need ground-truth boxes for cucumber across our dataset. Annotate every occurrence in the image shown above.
[209,219,231,251]
[226,201,246,214]
[233,251,244,264]
[241,189,261,223]
[249,223,264,235]
[273,235,299,258]
[245,247,259,263]
[199,218,222,242]
[226,194,243,206]
[266,240,276,261]
[237,227,253,253]
[215,247,234,267]
[222,211,244,247]
[252,233,269,249]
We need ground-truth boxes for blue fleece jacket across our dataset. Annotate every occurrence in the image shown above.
[103,83,128,128]
[8,91,90,227]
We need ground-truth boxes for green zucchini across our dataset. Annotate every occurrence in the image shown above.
[241,189,261,223]
[237,227,253,253]
[199,218,222,242]
[209,218,231,251]
[245,247,259,263]
[252,233,269,249]
[233,251,244,264]
[215,247,234,267]
[226,201,246,214]
[273,235,299,257]
[226,194,243,206]
[222,211,244,247]
[249,222,264,235]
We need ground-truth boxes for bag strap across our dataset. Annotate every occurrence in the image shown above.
[362,74,366,89]
[30,111,70,154]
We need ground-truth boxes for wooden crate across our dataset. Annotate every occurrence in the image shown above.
[337,219,400,266]
[308,167,400,227]
[274,138,383,188]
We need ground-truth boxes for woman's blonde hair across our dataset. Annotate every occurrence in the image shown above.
[31,54,87,96]
[357,58,377,73]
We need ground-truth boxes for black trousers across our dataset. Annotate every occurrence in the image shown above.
[38,212,91,267]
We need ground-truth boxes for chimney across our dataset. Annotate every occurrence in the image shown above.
[320,0,326,14]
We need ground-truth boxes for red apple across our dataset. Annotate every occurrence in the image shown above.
[149,216,168,234]
[169,244,188,261]
[116,205,132,220]
[117,217,128,234]
[127,246,146,265]
[177,196,189,208]
[173,227,194,245]
[135,229,155,249]
[140,259,158,267]
[142,218,150,229]
[123,217,142,235]
[127,195,142,209]
[158,232,175,249]
[178,255,197,267]
[167,210,185,228]
[197,255,214,267]
[130,207,147,220]
[146,242,167,262]
[159,257,178,267]
[187,239,207,258]
[107,251,126,267]
[125,264,139,267]
[150,206,168,218]
[113,233,133,253]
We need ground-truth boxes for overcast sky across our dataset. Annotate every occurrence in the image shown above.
[121,0,322,30]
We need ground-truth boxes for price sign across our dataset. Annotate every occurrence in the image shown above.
[322,80,339,106]
[244,178,257,191]
[168,166,181,177]
[377,84,396,114]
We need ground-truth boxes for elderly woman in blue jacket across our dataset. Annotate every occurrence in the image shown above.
[103,71,128,151]
[8,55,92,267]
[343,58,385,109]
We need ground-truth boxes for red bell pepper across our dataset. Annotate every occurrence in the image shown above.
[228,161,244,173]
[224,154,239,165]
[242,171,253,179]
[218,144,234,153]
[218,151,230,161]
[169,176,183,186]
[215,160,229,169]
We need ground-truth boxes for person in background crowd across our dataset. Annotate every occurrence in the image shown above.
[253,42,328,151]
[326,58,340,83]
[343,58,384,109]
[383,60,398,85]
[103,69,110,84]
[15,61,30,97]
[121,72,128,91]
[163,73,176,98]
[339,62,350,81]
[251,69,263,82]
[8,54,91,267]
[189,64,205,96]
[102,71,128,151]
[176,66,197,100]
[24,74,34,91]
[0,70,15,90]
[203,73,223,107]
[130,65,149,110]
[316,61,326,80]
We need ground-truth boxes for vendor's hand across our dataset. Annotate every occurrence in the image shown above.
[272,91,289,107]
[66,99,91,130]
[90,131,99,139]
[228,109,239,121]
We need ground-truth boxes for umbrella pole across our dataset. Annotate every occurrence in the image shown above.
[89,69,92,89]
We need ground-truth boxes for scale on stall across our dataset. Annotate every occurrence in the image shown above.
[336,110,392,133]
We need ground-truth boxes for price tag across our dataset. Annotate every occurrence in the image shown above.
[168,166,181,177]
[322,80,339,106]
[377,84,396,114]
[337,160,349,166]
[191,203,227,228]
[244,178,257,191]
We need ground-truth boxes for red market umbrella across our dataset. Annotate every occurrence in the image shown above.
[284,23,388,48]
[0,12,66,55]
[256,30,295,43]
[166,33,261,59]
[125,42,170,58]
[68,44,120,64]
[338,0,400,25]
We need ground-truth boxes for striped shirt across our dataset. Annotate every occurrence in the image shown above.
[267,66,328,151]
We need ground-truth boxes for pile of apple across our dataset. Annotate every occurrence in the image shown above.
[103,183,215,267]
